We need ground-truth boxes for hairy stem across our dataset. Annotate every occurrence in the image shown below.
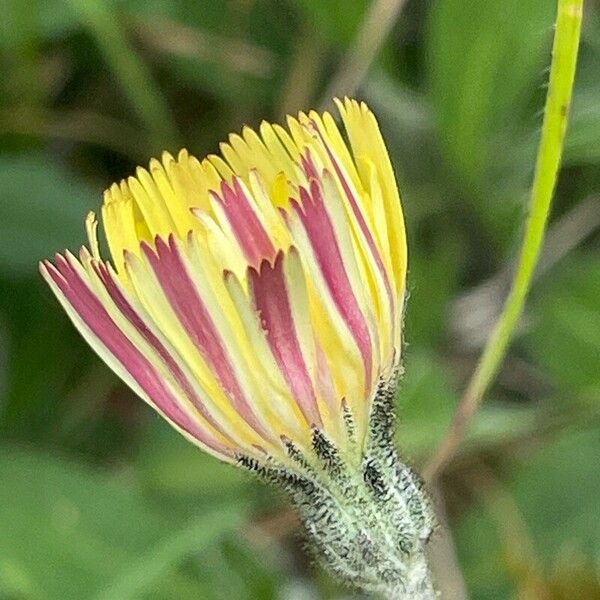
[424,0,583,481]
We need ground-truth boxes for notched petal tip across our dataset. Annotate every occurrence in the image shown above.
[55,252,70,269]
[139,239,158,261]
[189,205,206,219]
[149,233,178,259]
[38,259,53,277]
[149,157,163,173]
[160,150,176,164]
[78,245,93,263]
[219,178,235,200]
[286,244,300,260]
[41,254,70,289]
[259,249,285,275]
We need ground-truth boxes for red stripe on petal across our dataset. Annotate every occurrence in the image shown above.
[249,252,322,427]
[309,126,396,327]
[301,151,319,179]
[216,178,276,267]
[294,183,373,390]
[315,341,338,412]
[143,236,271,440]
[93,262,233,443]
[44,256,230,457]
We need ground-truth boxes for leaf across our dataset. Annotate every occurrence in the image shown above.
[524,254,600,396]
[93,506,245,600]
[0,154,94,276]
[513,429,600,560]
[0,277,97,440]
[455,427,600,598]
[563,26,600,165]
[295,0,369,46]
[396,349,459,459]
[136,419,251,503]
[0,447,243,599]
[397,351,537,462]
[427,0,555,187]
[405,233,462,347]
[185,535,282,600]
[565,91,600,164]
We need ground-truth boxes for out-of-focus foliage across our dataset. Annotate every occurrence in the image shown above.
[0,0,598,598]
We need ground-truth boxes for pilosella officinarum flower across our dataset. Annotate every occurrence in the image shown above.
[41,99,436,598]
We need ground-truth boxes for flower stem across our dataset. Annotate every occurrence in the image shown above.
[424,0,583,482]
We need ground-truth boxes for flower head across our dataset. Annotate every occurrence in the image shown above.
[41,99,436,596]
[41,98,406,466]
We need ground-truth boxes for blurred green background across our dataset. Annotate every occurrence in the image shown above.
[1,0,599,598]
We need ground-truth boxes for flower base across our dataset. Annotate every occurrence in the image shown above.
[239,374,437,599]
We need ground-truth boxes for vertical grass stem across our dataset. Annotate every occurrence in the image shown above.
[424,0,584,481]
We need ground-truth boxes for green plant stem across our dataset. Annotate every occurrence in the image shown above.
[424,0,583,482]
[93,504,244,600]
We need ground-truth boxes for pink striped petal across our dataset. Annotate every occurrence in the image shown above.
[300,151,319,180]
[315,341,338,413]
[92,261,234,443]
[309,123,396,326]
[143,235,271,440]
[293,180,373,390]
[43,255,230,457]
[248,251,322,427]
[213,178,276,267]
